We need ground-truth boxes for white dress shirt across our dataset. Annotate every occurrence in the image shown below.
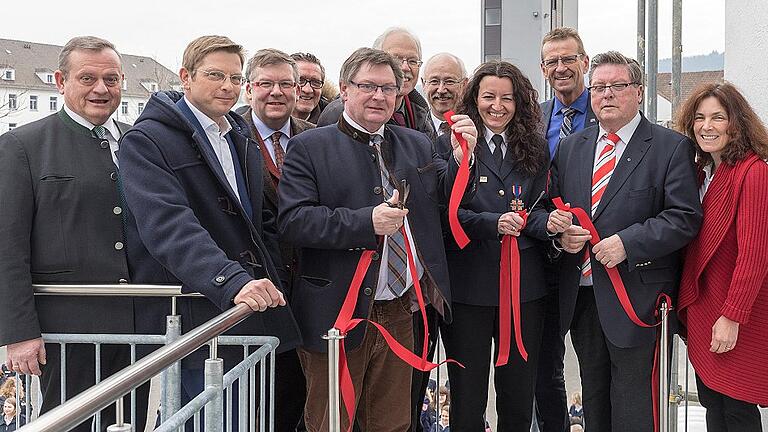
[432,113,446,136]
[700,164,715,202]
[64,104,121,167]
[184,96,241,203]
[252,111,292,165]
[484,126,507,158]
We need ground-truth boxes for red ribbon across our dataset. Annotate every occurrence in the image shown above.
[496,210,530,366]
[551,197,673,432]
[443,110,471,249]
[332,228,461,431]
[551,197,655,328]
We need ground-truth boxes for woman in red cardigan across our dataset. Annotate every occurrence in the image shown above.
[676,82,768,432]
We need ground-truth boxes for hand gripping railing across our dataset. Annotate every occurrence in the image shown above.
[18,284,267,432]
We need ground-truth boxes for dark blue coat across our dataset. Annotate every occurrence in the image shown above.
[437,133,551,306]
[120,91,301,364]
[277,117,476,351]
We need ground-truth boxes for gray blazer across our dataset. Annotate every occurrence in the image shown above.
[0,110,135,346]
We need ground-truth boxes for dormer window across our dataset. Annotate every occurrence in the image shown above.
[140,80,159,93]
[2,69,15,81]
[47,74,54,83]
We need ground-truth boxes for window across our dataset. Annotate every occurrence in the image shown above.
[122,79,128,91]
[29,95,38,111]
[8,123,17,130]
[485,8,501,25]
[50,96,57,111]
[47,74,54,83]
[8,94,17,110]
[150,83,158,92]
[3,70,14,80]
[121,101,129,115]
[137,102,144,114]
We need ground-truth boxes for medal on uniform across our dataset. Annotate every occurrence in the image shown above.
[509,185,524,211]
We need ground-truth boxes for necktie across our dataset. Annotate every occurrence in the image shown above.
[271,131,285,174]
[439,121,451,136]
[582,132,620,278]
[491,134,504,169]
[371,134,409,297]
[392,111,407,127]
[559,107,577,138]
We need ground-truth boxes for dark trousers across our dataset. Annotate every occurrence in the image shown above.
[570,287,655,432]
[534,292,569,432]
[299,298,415,432]
[180,348,305,432]
[40,343,149,432]
[409,305,440,432]
[695,374,762,432]
[442,299,546,432]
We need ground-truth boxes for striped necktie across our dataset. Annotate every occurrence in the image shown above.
[271,131,285,174]
[559,107,577,138]
[371,134,409,297]
[582,132,620,278]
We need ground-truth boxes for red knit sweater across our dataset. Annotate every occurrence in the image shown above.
[679,154,768,405]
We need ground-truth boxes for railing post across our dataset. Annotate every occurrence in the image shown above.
[161,310,182,424]
[204,356,224,432]
[106,396,131,432]
[659,299,670,432]
[323,328,345,432]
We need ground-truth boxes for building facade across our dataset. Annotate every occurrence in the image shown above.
[0,38,179,132]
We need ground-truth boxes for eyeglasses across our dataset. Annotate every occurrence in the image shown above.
[252,80,297,91]
[541,54,582,69]
[425,78,461,87]
[298,77,324,90]
[348,80,399,96]
[392,56,423,68]
[588,82,639,94]
[199,70,246,86]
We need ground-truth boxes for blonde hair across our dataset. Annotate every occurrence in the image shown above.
[182,35,244,75]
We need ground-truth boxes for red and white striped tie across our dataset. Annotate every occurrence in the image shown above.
[582,132,620,278]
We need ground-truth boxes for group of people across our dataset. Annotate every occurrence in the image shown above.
[0,23,765,432]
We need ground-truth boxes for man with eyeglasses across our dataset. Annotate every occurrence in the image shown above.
[290,52,329,124]
[535,27,596,432]
[278,47,477,432]
[422,53,468,137]
[545,51,701,432]
[119,36,301,430]
[0,35,149,432]
[238,47,314,432]
[317,27,436,141]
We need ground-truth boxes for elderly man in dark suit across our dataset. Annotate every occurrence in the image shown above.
[0,36,147,431]
[119,36,301,430]
[278,47,477,432]
[239,47,313,432]
[535,27,596,432]
[546,51,702,432]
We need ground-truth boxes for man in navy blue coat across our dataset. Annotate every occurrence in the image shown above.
[119,36,301,429]
[278,48,477,432]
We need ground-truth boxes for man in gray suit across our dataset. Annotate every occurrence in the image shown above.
[0,36,146,431]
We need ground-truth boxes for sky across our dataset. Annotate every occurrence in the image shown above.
[3,0,725,84]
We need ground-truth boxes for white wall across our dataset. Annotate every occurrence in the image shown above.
[725,0,768,122]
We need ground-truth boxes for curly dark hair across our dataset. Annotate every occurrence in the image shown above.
[675,82,768,167]
[457,60,546,176]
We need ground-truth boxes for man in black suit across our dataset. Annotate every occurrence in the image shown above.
[535,27,595,432]
[119,36,301,430]
[290,52,329,124]
[277,47,476,432]
[0,36,147,431]
[240,47,314,432]
[422,53,468,138]
[546,51,702,432]
[317,28,436,141]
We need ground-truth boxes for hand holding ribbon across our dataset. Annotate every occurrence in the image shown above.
[443,110,474,248]
[497,208,529,366]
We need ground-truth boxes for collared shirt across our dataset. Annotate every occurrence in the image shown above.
[64,104,121,167]
[432,113,446,135]
[700,164,715,202]
[184,96,241,203]
[580,111,642,287]
[342,111,425,301]
[252,111,292,165]
[484,126,507,158]
[546,89,590,160]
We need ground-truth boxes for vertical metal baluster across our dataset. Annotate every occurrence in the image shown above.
[259,356,266,432]
[226,384,233,432]
[239,346,248,432]
[269,349,275,432]
[194,411,201,432]
[131,344,137,432]
[163,310,182,428]
[204,356,224,432]
[324,328,343,432]
[96,343,102,432]
[249,364,256,432]
[60,343,67,404]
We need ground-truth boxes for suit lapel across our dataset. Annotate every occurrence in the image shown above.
[585,94,598,128]
[500,145,515,180]
[577,128,599,212]
[592,118,653,220]
[477,136,502,178]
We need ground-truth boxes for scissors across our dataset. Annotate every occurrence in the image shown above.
[386,179,410,210]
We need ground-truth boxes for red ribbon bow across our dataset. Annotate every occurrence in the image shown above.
[443,110,471,249]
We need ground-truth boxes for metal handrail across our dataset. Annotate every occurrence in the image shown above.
[19,302,254,432]
[32,283,203,297]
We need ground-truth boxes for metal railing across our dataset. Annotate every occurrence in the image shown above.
[15,284,278,432]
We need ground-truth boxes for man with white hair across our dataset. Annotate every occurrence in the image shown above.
[421,53,468,137]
